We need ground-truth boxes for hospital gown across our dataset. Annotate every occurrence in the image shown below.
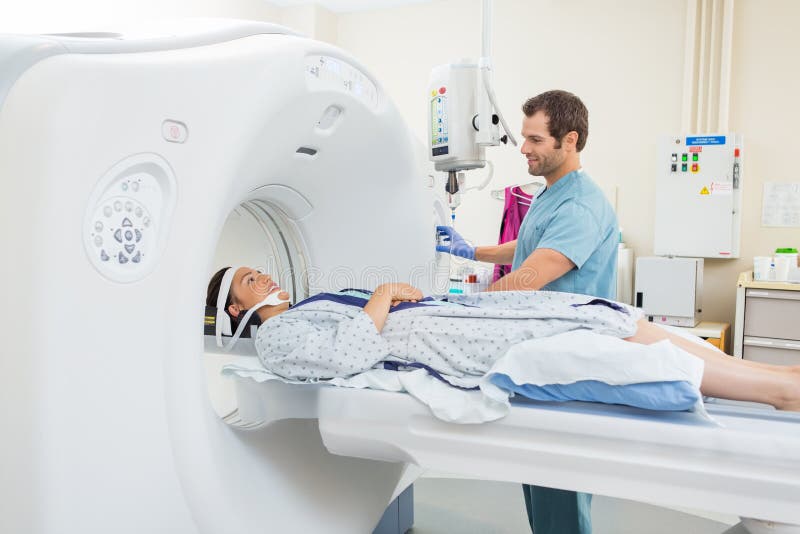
[255,290,643,381]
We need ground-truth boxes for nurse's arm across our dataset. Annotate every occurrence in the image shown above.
[474,239,517,264]
[486,248,575,291]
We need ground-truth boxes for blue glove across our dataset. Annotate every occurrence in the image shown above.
[436,225,475,260]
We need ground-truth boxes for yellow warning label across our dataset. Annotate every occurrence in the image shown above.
[700,186,710,195]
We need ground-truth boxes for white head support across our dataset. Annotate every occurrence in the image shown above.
[215,267,237,348]
[215,266,290,351]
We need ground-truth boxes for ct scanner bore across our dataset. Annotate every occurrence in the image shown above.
[204,198,310,422]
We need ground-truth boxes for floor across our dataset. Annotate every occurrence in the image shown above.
[409,477,737,534]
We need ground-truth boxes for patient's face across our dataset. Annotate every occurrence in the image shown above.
[229,267,288,315]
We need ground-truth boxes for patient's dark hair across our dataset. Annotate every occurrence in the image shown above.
[207,267,240,329]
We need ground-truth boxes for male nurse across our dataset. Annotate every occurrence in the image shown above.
[436,89,618,534]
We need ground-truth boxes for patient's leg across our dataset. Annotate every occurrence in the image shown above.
[625,319,800,411]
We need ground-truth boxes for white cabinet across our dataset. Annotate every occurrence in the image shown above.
[734,272,800,365]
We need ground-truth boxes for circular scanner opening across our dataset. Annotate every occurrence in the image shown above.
[204,199,309,424]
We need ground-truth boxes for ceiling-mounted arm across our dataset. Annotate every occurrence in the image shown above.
[476,0,517,148]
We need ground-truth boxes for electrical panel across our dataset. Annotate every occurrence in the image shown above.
[654,133,743,258]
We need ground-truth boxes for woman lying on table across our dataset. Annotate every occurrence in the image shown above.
[207,266,800,411]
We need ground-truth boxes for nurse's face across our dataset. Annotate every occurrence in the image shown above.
[520,111,567,179]
[228,267,289,317]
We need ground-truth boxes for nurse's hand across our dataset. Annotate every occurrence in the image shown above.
[436,226,475,260]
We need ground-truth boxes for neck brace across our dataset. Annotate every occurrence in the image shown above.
[215,266,290,351]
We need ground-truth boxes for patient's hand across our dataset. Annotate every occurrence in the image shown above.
[364,283,423,332]
[377,283,423,304]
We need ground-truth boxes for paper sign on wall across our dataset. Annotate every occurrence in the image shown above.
[762,182,800,227]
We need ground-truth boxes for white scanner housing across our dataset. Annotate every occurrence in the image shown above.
[0,21,439,534]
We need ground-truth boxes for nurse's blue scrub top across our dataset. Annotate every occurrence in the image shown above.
[511,170,618,299]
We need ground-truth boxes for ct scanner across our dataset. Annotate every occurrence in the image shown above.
[1,19,799,534]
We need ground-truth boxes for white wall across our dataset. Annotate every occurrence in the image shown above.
[281,5,339,43]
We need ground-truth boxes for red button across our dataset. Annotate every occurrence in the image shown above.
[692,163,699,172]
[734,148,740,157]
[439,87,446,94]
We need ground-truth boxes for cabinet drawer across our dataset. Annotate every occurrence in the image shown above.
[742,337,800,366]
[743,289,800,341]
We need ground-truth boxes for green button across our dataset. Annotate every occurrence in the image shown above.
[692,153,699,161]
[682,154,688,162]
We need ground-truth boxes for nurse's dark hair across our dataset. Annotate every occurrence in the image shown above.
[207,267,240,328]
[522,90,588,152]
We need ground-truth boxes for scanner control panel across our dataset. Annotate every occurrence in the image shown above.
[83,154,176,283]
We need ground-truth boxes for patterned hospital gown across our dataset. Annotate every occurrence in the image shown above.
[255,290,643,381]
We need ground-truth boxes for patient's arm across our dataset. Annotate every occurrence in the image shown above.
[487,248,575,291]
[363,283,422,332]
[475,239,517,264]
